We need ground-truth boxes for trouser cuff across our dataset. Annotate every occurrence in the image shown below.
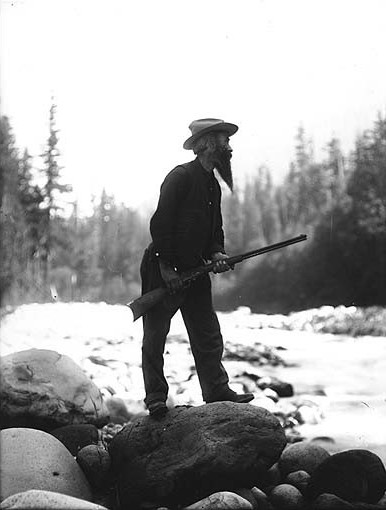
[144,392,167,407]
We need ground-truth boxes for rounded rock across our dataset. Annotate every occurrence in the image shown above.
[269,484,304,509]
[233,488,259,509]
[279,441,330,477]
[0,490,108,509]
[77,445,112,489]
[311,492,354,509]
[307,449,386,504]
[182,491,253,509]
[250,487,269,509]
[0,428,92,502]
[0,349,109,431]
[285,470,311,495]
[264,463,282,489]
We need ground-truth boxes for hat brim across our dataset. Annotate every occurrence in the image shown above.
[183,122,238,150]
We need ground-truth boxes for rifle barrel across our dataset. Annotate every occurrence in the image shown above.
[228,234,307,265]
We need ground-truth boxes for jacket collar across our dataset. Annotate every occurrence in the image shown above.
[194,157,215,180]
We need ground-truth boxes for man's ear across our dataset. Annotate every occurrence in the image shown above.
[207,133,218,152]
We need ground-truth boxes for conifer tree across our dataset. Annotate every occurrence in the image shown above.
[40,101,71,292]
[18,149,45,259]
[0,116,21,303]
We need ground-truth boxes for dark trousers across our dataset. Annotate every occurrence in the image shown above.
[140,247,230,406]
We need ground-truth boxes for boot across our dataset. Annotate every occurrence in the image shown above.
[206,389,254,404]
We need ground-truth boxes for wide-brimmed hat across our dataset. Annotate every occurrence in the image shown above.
[183,118,238,150]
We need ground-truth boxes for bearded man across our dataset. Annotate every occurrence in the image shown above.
[140,118,254,417]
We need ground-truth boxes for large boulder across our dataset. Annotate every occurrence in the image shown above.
[0,349,109,431]
[0,428,92,502]
[307,449,386,504]
[109,402,286,508]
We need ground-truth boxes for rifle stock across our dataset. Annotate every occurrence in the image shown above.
[129,287,168,322]
[128,234,307,321]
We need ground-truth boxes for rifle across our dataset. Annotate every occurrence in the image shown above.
[128,234,307,321]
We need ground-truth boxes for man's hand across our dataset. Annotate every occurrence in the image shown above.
[159,260,184,293]
[211,252,233,273]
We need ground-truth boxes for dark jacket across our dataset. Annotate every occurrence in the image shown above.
[149,158,225,270]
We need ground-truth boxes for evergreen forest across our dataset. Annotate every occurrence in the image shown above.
[1,106,385,313]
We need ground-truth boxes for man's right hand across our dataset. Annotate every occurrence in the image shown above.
[159,260,184,294]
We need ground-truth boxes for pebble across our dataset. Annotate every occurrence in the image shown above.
[76,445,112,489]
[279,441,330,476]
[250,487,270,509]
[285,470,311,495]
[264,463,282,489]
[269,484,304,509]
[233,488,259,509]
[182,491,253,509]
[311,492,354,509]
[296,404,323,425]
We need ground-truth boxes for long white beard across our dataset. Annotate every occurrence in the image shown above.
[214,149,233,191]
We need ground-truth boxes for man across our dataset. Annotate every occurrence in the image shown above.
[141,118,254,417]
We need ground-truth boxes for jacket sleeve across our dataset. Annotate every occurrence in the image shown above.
[150,167,189,266]
[208,182,226,256]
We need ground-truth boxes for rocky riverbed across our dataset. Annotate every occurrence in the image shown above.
[1,302,386,455]
[1,302,386,509]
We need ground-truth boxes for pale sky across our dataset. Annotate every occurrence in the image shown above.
[1,0,386,214]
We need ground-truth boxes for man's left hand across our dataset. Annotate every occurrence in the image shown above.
[211,252,233,273]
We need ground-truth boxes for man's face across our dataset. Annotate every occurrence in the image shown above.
[215,133,233,154]
[211,132,233,191]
